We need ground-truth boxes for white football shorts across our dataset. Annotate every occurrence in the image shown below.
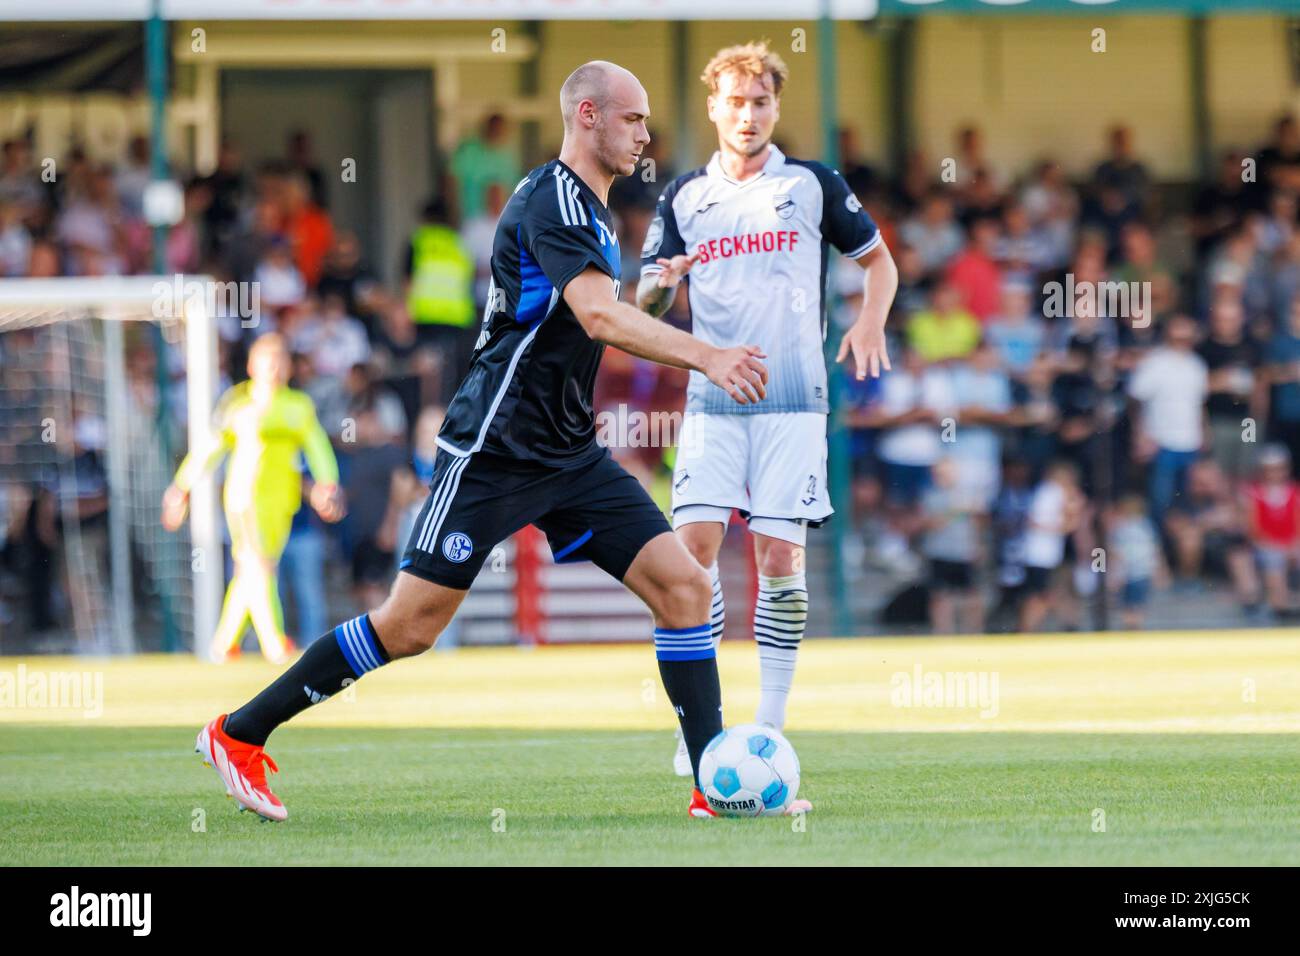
[671,411,832,545]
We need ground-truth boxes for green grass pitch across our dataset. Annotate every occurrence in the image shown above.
[2,631,1297,865]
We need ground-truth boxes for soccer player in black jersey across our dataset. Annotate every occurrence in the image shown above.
[197,61,770,820]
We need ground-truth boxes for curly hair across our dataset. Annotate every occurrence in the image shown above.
[699,41,789,98]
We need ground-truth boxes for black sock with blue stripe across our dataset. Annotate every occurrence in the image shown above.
[655,625,723,788]
[224,614,390,746]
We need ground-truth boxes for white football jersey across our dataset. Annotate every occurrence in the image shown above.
[641,145,881,415]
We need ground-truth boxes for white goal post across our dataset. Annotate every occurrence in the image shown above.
[0,275,221,653]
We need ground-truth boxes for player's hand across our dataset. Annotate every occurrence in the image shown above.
[836,320,891,380]
[161,484,188,532]
[310,482,346,523]
[705,345,768,405]
[654,253,699,289]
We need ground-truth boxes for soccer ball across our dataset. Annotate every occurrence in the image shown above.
[697,723,800,817]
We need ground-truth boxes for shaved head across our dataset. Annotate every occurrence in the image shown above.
[557,60,650,183]
[560,60,638,130]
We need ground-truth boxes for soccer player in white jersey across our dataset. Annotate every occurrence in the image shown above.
[637,42,898,777]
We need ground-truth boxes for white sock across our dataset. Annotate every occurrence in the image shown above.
[708,563,725,648]
[753,572,807,730]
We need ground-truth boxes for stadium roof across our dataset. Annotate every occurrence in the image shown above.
[0,25,146,93]
[0,1,882,21]
[879,0,1298,12]
[0,0,1289,21]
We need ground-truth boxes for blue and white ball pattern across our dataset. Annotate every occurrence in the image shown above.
[697,723,800,817]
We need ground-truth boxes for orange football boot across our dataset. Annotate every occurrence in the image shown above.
[195,714,287,822]
[688,788,718,819]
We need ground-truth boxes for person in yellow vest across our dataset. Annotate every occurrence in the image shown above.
[162,334,345,664]
[404,197,477,403]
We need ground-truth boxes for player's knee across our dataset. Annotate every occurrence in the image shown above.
[756,539,800,578]
[370,591,442,658]
[682,537,715,569]
[374,613,437,658]
[658,564,712,626]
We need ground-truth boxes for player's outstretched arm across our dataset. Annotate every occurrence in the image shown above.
[566,266,768,405]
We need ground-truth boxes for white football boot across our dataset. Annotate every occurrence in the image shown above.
[672,729,693,777]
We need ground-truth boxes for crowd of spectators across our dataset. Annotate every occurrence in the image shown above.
[837,118,1300,632]
[3,108,1300,641]
[0,119,513,642]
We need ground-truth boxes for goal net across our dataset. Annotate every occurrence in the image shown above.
[0,277,221,655]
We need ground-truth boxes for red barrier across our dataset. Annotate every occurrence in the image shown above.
[514,524,545,645]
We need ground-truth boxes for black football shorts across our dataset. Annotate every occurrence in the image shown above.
[399,448,672,590]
